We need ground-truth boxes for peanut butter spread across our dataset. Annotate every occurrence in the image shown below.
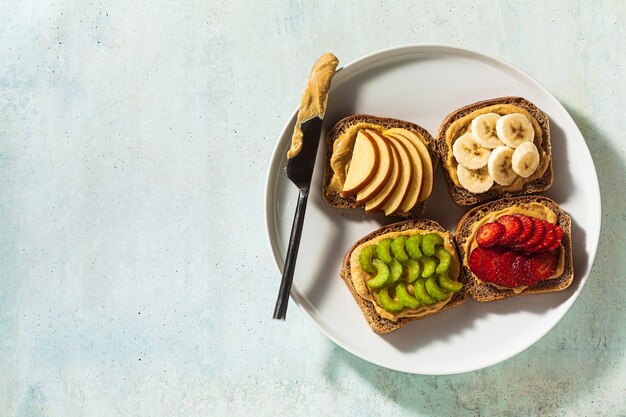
[287,53,339,159]
[465,202,565,293]
[349,229,461,322]
[328,123,387,192]
[444,104,549,192]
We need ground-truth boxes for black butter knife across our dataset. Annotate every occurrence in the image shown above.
[272,117,324,320]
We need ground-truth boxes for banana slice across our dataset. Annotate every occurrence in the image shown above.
[488,146,518,185]
[452,133,491,170]
[457,165,493,194]
[495,113,534,148]
[512,141,540,178]
[471,113,503,149]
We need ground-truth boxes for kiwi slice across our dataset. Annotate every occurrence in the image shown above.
[376,238,393,264]
[367,259,390,289]
[422,233,444,257]
[396,283,420,308]
[391,236,409,262]
[434,247,451,275]
[406,235,423,260]
[425,276,448,301]
[402,259,420,283]
[438,273,463,293]
[378,287,404,312]
[358,245,378,275]
[413,279,436,305]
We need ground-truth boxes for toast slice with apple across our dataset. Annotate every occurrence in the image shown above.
[322,115,438,218]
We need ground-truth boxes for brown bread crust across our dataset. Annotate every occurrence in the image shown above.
[340,219,468,334]
[436,97,553,206]
[454,196,574,302]
[322,115,438,218]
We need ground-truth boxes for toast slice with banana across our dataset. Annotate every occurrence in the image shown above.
[436,97,553,206]
[454,196,573,302]
[340,219,467,334]
[322,115,438,218]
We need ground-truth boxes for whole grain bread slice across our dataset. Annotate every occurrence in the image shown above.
[340,219,468,334]
[322,115,438,218]
[454,195,574,302]
[436,97,553,206]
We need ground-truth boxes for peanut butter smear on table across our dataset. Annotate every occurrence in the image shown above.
[287,53,339,159]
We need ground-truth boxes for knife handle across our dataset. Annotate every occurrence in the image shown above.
[273,187,310,320]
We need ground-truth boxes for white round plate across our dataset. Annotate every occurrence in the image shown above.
[264,45,600,375]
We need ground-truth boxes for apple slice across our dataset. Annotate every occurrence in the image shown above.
[340,130,379,198]
[386,133,423,213]
[364,136,401,212]
[381,133,413,215]
[386,134,421,213]
[355,131,393,204]
[385,128,434,202]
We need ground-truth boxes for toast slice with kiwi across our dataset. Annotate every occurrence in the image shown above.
[340,219,467,334]
[322,115,438,218]
[455,195,573,302]
[436,97,553,206]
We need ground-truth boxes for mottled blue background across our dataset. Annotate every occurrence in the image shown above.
[0,1,624,416]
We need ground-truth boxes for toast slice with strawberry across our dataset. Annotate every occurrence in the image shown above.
[455,195,574,302]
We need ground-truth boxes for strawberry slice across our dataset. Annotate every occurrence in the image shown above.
[528,221,556,252]
[495,251,519,288]
[469,247,486,278]
[512,254,529,284]
[476,222,505,247]
[513,214,535,245]
[479,247,505,283]
[526,252,558,284]
[546,224,563,251]
[497,215,523,246]
[516,218,546,251]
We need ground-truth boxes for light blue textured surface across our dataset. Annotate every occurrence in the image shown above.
[0,1,624,416]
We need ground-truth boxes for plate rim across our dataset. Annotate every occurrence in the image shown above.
[264,43,601,375]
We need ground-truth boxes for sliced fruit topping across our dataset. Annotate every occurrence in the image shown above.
[546,224,563,251]
[526,252,558,284]
[497,215,523,245]
[456,165,493,194]
[511,253,529,284]
[453,132,491,170]
[469,247,486,278]
[358,245,377,275]
[495,113,534,148]
[513,214,535,245]
[495,251,517,288]
[511,141,540,178]
[476,222,505,247]
[479,247,504,282]
[528,221,555,252]
[516,217,546,250]
[488,145,518,186]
